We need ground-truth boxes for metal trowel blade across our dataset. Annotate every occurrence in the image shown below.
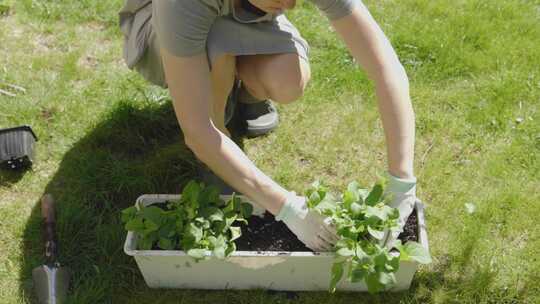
[32,264,70,304]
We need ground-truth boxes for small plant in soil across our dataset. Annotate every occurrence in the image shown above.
[305,180,432,293]
[121,181,253,260]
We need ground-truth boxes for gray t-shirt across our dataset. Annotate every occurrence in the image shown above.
[119,0,357,66]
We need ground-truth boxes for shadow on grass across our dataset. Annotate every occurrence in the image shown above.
[0,168,27,187]
[17,100,204,303]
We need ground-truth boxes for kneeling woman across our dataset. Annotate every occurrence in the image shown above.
[119,0,419,251]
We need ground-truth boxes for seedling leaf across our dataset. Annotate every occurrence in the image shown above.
[121,206,138,223]
[367,226,385,240]
[241,202,253,218]
[125,217,144,232]
[336,247,354,257]
[365,183,383,206]
[141,206,163,225]
[187,223,203,243]
[350,266,368,283]
[398,241,432,264]
[229,226,242,241]
[187,248,207,260]
[329,262,344,293]
[158,238,174,250]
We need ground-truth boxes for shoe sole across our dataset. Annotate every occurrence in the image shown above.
[245,117,279,138]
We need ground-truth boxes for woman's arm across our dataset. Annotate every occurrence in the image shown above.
[331,3,416,179]
[162,50,337,250]
[161,49,289,215]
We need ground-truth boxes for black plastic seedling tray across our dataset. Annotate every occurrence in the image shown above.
[0,125,38,170]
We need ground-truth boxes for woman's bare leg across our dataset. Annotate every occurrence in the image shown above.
[210,54,236,137]
[208,53,310,138]
[236,53,311,104]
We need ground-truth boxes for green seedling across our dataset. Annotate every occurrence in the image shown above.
[121,181,253,260]
[306,180,432,294]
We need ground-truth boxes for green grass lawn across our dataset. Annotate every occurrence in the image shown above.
[1,0,539,303]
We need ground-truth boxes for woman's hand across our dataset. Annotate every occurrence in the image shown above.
[275,192,338,251]
[248,0,296,14]
[379,175,417,249]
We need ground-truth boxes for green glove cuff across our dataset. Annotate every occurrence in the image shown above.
[387,172,417,194]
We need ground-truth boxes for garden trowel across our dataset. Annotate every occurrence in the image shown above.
[32,194,70,304]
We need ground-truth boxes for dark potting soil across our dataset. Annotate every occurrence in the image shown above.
[235,209,419,252]
[399,209,418,243]
[235,212,311,252]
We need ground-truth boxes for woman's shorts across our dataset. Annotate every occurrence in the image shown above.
[134,13,310,89]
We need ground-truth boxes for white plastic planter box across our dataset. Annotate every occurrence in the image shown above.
[124,194,429,292]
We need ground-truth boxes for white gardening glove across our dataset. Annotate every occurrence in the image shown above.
[380,173,417,249]
[275,192,338,252]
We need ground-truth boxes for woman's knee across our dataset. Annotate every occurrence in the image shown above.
[265,57,310,104]
[237,54,311,104]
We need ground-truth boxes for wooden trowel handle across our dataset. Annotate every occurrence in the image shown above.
[41,194,55,223]
[41,194,58,264]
